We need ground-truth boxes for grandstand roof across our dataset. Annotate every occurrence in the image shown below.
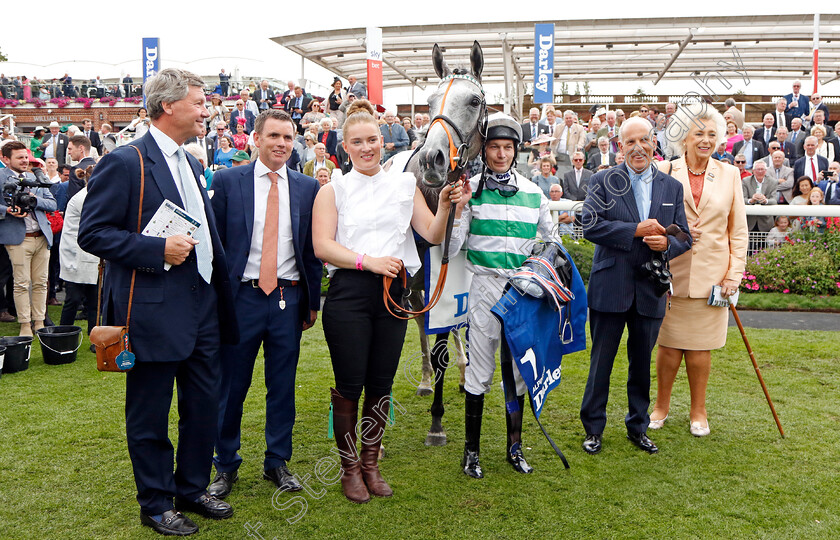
[270,14,840,90]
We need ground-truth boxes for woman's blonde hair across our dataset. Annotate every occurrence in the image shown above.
[667,102,727,158]
[342,99,378,139]
[810,124,827,137]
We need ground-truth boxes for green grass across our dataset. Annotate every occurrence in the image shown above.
[738,292,840,312]
[1,306,839,539]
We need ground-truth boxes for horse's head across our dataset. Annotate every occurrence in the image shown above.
[418,41,486,189]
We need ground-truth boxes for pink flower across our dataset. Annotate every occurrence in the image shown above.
[783,289,789,293]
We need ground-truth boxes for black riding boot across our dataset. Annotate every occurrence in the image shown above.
[462,392,484,479]
[505,395,533,474]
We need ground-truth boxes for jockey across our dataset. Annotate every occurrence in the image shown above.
[448,112,558,479]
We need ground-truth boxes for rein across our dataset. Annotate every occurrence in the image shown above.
[382,74,485,320]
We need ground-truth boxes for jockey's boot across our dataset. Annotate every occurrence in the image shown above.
[331,388,370,503]
[462,392,484,479]
[360,393,393,497]
[505,394,534,474]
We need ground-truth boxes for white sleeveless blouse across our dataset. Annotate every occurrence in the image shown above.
[328,168,421,277]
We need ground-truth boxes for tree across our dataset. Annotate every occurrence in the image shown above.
[583,82,591,96]
[0,47,7,62]
[560,82,568,95]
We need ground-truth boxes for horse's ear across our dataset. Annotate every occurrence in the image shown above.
[470,41,484,81]
[432,44,449,79]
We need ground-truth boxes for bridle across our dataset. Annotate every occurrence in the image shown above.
[383,73,487,320]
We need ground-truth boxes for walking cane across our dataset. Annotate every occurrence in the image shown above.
[729,305,785,438]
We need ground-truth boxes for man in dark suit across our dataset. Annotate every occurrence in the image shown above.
[562,151,593,201]
[78,68,238,537]
[784,81,809,119]
[207,109,321,499]
[732,126,766,170]
[284,86,311,134]
[818,162,840,204]
[186,124,215,166]
[793,136,830,182]
[805,93,830,128]
[67,135,97,200]
[81,118,102,155]
[754,114,777,148]
[770,97,794,131]
[254,80,276,111]
[773,127,796,161]
[787,118,806,159]
[39,121,69,166]
[520,107,549,149]
[579,117,691,456]
[229,100,256,134]
[586,137,616,171]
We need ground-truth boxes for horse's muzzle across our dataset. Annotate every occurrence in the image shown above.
[420,147,448,188]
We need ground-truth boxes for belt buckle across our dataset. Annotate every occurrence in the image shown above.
[251,280,261,288]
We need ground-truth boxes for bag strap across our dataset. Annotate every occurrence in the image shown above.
[94,145,144,330]
[125,145,145,329]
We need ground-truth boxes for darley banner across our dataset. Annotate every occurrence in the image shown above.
[533,24,554,104]
[142,37,160,106]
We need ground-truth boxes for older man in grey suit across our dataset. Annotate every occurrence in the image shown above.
[765,151,795,203]
[561,151,593,201]
[742,161,778,234]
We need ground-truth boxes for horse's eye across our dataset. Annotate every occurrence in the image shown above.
[470,97,481,107]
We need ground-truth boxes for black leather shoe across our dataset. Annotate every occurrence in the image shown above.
[263,463,302,492]
[507,442,533,474]
[462,449,484,479]
[174,493,233,520]
[627,432,658,454]
[140,509,198,536]
[208,471,238,499]
[582,434,602,455]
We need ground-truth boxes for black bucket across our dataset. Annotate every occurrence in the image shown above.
[35,326,83,366]
[0,345,6,379]
[1,336,33,373]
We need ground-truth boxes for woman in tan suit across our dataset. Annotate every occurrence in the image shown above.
[649,103,748,437]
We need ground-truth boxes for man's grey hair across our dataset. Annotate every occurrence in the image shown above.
[597,136,609,145]
[144,68,205,120]
[563,110,575,118]
[184,143,206,165]
[753,160,767,169]
[724,98,737,108]
[666,102,727,158]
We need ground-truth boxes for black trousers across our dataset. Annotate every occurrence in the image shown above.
[322,270,408,402]
[48,231,62,300]
[580,305,663,436]
[59,281,97,333]
[0,247,13,313]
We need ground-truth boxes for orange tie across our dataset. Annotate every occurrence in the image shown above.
[259,172,280,295]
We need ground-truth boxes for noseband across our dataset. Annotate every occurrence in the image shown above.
[424,73,487,177]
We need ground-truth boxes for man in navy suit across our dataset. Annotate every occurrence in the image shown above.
[793,136,830,182]
[78,68,239,536]
[229,99,256,134]
[579,117,691,455]
[784,80,809,120]
[208,109,321,499]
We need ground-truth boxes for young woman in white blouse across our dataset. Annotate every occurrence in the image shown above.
[312,99,463,504]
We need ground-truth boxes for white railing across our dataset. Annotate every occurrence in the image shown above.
[548,201,840,255]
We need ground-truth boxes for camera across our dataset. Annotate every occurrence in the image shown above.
[3,169,52,213]
[639,251,672,297]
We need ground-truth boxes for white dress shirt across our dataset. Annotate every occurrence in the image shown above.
[328,168,420,277]
[242,159,299,281]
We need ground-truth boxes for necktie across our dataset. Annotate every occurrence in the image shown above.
[631,176,647,220]
[765,131,770,145]
[259,172,280,295]
[531,124,536,140]
[51,136,56,158]
[790,131,796,145]
[778,113,784,129]
[811,158,817,180]
[176,148,212,283]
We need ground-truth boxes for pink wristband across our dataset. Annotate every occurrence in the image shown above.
[356,253,365,271]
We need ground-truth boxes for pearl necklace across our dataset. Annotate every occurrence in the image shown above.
[687,164,706,176]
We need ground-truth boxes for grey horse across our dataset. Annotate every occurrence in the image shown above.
[385,41,486,446]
